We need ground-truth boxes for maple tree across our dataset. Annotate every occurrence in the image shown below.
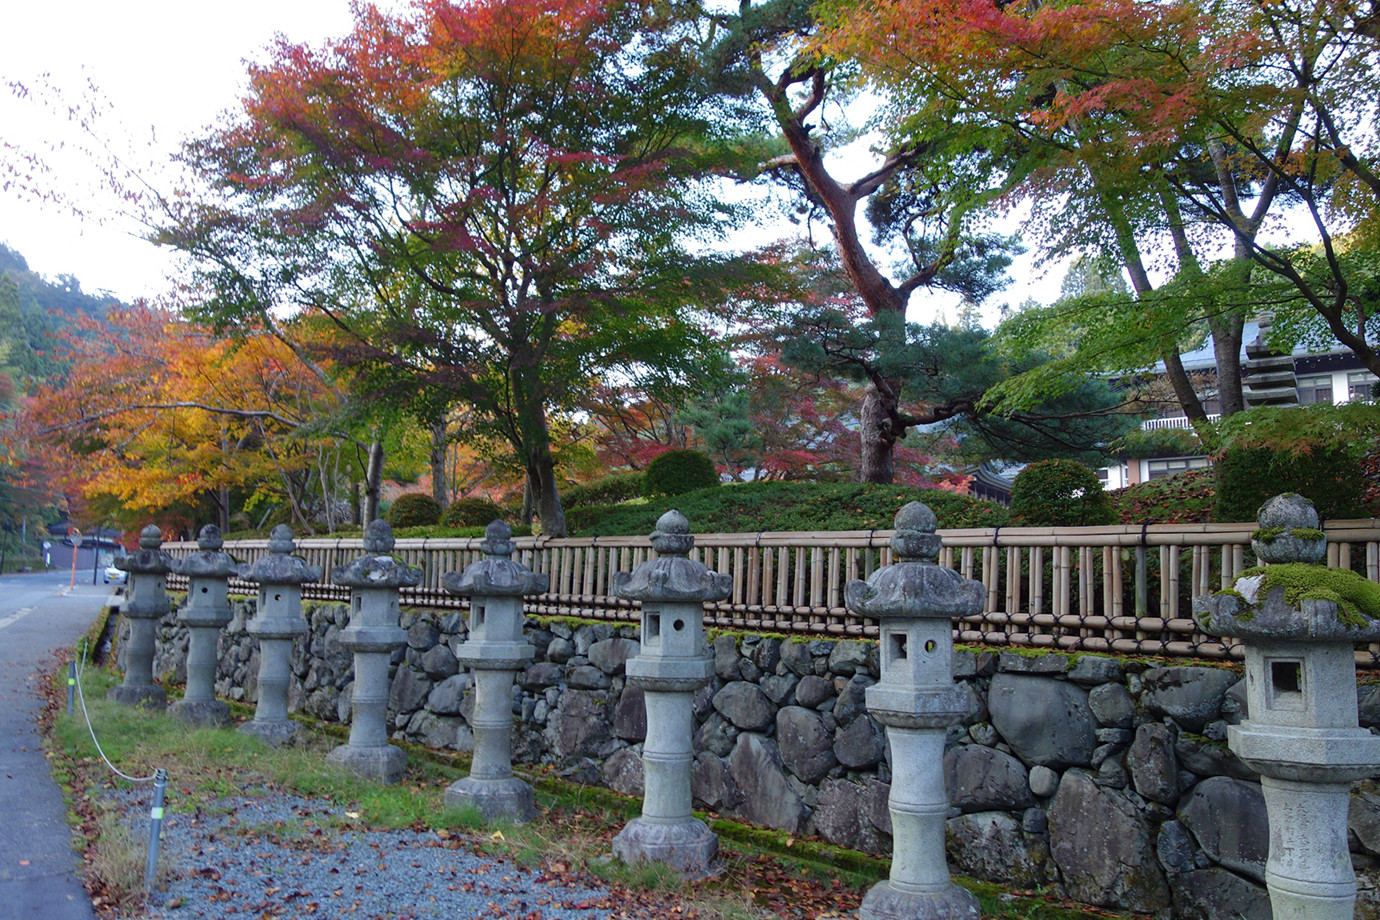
[815,0,1380,425]
[585,379,698,471]
[15,305,383,534]
[157,0,746,536]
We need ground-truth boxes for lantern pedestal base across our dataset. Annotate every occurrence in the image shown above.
[327,743,407,784]
[169,699,230,728]
[611,817,717,878]
[444,776,536,822]
[107,684,166,710]
[238,719,299,748]
[859,880,980,920]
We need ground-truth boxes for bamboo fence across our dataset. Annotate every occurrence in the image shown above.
[162,518,1380,667]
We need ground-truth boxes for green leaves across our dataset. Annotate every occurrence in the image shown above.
[160,0,759,534]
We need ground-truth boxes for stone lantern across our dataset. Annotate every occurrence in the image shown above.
[108,525,175,710]
[327,520,421,784]
[844,502,983,920]
[169,525,236,727]
[238,525,321,746]
[442,520,547,821]
[610,509,729,877]
[1196,493,1380,920]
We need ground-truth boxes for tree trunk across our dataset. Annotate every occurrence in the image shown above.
[520,475,534,527]
[859,382,898,483]
[217,485,230,533]
[1105,191,1208,424]
[217,429,231,532]
[1160,181,1246,417]
[757,66,917,485]
[529,450,567,537]
[363,439,384,526]
[1209,315,1245,416]
[429,420,448,509]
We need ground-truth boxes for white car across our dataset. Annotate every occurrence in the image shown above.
[103,564,127,584]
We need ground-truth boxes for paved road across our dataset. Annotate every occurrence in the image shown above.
[0,569,110,919]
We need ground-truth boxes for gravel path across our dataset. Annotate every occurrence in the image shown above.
[134,794,637,920]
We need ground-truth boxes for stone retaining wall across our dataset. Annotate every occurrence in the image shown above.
[145,599,1380,919]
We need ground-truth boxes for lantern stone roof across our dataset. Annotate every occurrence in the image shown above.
[442,520,548,597]
[173,524,237,579]
[115,524,175,576]
[1196,493,1380,640]
[332,520,423,589]
[238,524,322,585]
[845,503,984,620]
[612,510,730,604]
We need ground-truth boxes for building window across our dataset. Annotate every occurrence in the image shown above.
[1348,371,1378,402]
[1147,456,1211,480]
[1298,374,1334,405]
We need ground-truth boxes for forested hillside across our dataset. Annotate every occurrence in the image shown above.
[0,244,121,389]
[0,244,124,563]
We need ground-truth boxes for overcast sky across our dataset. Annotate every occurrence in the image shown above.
[0,1,366,302]
[0,1,1058,319]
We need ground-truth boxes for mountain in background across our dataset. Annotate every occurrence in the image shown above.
[0,243,125,390]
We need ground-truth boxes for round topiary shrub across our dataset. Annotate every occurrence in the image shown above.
[386,492,442,529]
[563,471,646,509]
[1010,459,1117,527]
[642,449,720,498]
[441,496,504,528]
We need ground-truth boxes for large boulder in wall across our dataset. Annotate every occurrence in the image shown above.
[988,672,1097,768]
[727,733,809,833]
[1048,771,1171,913]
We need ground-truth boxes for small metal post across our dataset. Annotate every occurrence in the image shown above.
[144,768,167,892]
[67,660,75,716]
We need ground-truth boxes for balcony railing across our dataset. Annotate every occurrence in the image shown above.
[163,518,1380,667]
[1140,413,1220,431]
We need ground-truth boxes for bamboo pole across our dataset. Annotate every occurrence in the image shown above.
[1005,546,1020,617]
[983,546,999,613]
[1078,546,1094,619]
[1056,546,1070,618]
[166,518,1380,668]
[1102,546,1116,635]
[827,546,841,610]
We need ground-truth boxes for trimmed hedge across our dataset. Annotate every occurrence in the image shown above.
[562,472,645,509]
[569,481,1009,536]
[642,450,720,498]
[386,493,442,529]
[393,523,533,540]
[441,496,504,528]
[1213,446,1366,523]
[1010,459,1117,527]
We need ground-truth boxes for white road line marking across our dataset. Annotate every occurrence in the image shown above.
[0,607,34,631]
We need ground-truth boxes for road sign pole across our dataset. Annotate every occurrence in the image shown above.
[69,529,80,589]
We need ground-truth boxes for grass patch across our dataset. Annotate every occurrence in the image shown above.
[568,480,1010,536]
[87,807,169,901]
[53,662,1128,920]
